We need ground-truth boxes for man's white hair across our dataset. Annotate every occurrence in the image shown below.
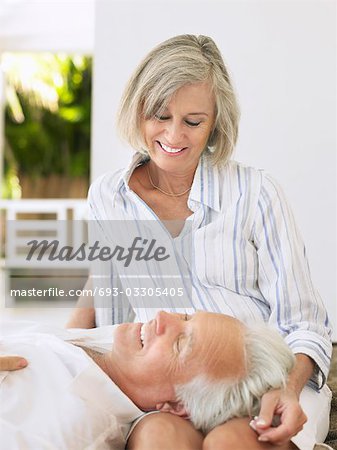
[175,324,295,434]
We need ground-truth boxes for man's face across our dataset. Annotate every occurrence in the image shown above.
[109,311,246,410]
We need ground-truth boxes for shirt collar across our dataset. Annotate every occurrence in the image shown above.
[114,151,220,212]
[188,153,220,212]
[115,153,147,193]
[111,153,147,205]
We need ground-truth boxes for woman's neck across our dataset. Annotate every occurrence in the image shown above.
[147,161,196,195]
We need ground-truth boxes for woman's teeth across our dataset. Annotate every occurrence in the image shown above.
[159,142,184,153]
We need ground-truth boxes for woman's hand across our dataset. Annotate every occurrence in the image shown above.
[0,356,28,371]
[250,387,307,446]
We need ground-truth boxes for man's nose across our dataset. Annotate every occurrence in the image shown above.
[155,311,178,335]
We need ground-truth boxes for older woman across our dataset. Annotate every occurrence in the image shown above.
[67,35,332,450]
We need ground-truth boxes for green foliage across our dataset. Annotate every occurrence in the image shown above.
[4,54,92,180]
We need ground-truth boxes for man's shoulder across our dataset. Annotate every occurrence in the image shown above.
[0,331,126,449]
[1,330,89,365]
[0,331,91,399]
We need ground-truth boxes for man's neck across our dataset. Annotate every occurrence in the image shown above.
[72,343,166,412]
[72,343,110,374]
[71,343,138,402]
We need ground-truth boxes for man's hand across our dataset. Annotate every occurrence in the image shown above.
[0,356,28,371]
[250,387,307,446]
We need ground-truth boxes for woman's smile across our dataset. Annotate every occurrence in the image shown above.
[156,140,188,156]
[141,81,215,176]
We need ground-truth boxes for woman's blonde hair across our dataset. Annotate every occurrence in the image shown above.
[116,34,240,165]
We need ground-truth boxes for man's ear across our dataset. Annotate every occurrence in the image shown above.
[155,401,189,418]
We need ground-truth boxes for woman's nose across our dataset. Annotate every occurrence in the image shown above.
[164,121,184,144]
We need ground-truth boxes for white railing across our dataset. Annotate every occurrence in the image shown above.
[0,199,89,306]
[0,199,88,220]
[0,199,88,269]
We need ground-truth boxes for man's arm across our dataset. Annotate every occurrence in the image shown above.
[66,278,96,329]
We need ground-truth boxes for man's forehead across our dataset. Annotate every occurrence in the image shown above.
[188,311,246,380]
[193,310,242,327]
[193,311,239,332]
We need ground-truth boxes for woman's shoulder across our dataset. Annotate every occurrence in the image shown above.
[220,160,288,204]
[214,160,288,213]
[91,167,125,190]
[218,159,265,187]
[86,168,126,221]
[88,152,146,201]
[88,168,125,200]
[221,159,282,185]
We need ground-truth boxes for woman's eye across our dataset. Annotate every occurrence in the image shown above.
[154,115,201,127]
[154,115,170,121]
[185,120,201,127]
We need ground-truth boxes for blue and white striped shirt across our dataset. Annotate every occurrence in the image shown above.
[88,152,332,390]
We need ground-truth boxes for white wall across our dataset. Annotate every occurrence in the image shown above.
[92,0,336,338]
[0,0,95,53]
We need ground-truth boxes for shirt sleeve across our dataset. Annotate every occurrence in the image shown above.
[252,171,332,390]
[87,176,134,326]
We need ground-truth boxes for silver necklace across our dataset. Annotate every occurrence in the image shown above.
[146,165,191,197]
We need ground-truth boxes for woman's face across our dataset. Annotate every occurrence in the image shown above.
[141,81,215,174]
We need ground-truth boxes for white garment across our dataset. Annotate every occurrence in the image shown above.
[0,321,144,450]
[291,385,332,450]
[88,152,332,392]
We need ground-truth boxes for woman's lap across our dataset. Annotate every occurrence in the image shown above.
[126,385,331,450]
[291,384,331,450]
[127,414,295,450]
[126,412,203,450]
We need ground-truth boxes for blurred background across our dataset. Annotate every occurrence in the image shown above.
[0,0,94,325]
[0,0,335,339]
[2,52,91,199]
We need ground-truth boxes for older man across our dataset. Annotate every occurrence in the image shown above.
[0,311,293,449]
